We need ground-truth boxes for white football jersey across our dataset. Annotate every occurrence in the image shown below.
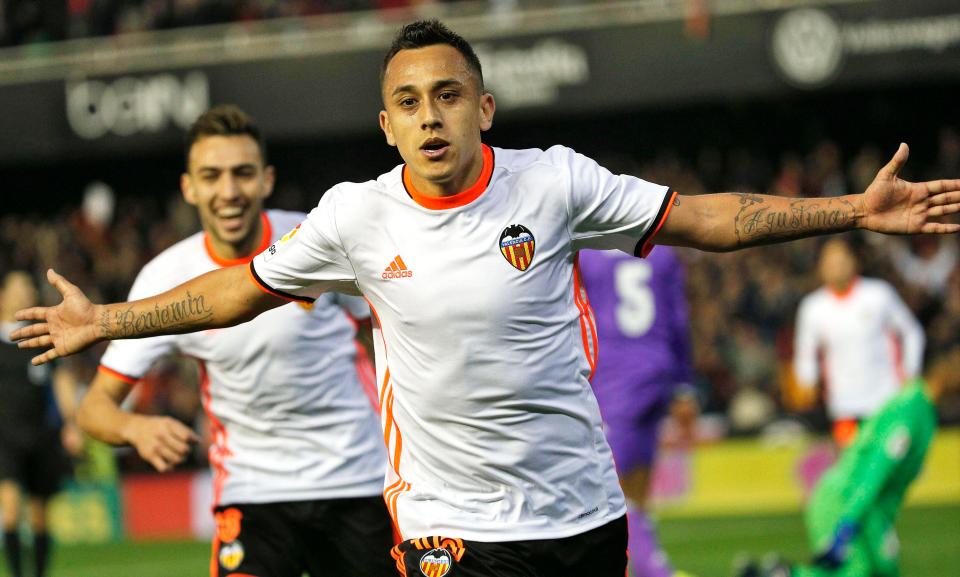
[100,209,386,506]
[794,276,925,420]
[251,145,674,541]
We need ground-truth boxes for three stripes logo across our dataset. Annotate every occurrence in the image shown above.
[499,224,535,271]
[382,255,413,280]
[419,548,452,577]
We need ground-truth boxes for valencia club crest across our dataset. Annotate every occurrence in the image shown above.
[499,224,535,271]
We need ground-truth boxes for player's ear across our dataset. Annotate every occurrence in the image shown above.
[479,92,495,133]
[180,172,198,206]
[379,110,397,147]
[261,165,276,199]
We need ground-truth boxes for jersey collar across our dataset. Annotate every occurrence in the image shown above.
[203,212,272,267]
[402,144,494,210]
[828,276,860,300]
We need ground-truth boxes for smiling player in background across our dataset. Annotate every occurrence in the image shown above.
[74,105,394,577]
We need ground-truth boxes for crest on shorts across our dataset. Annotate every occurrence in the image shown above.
[499,224,536,271]
[219,540,245,571]
[214,508,243,543]
[419,548,452,577]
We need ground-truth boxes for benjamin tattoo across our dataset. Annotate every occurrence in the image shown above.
[113,291,213,337]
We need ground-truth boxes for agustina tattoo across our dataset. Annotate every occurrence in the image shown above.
[734,194,857,246]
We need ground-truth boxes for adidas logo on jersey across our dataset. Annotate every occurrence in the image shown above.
[382,255,413,279]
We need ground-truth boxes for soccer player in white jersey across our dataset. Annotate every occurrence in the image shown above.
[13,20,960,577]
[794,238,924,448]
[73,105,394,577]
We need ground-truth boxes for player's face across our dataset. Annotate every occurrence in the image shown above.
[181,135,275,258]
[819,241,857,290]
[379,44,495,196]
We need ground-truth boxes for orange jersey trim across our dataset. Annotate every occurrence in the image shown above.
[832,418,860,448]
[204,212,272,267]
[209,534,220,577]
[390,544,409,577]
[829,276,860,300]
[638,189,678,258]
[403,144,494,210]
[364,296,411,532]
[97,365,139,385]
[572,255,599,380]
[195,359,233,508]
[246,262,314,304]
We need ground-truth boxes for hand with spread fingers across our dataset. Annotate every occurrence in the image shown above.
[11,269,102,366]
[859,143,960,235]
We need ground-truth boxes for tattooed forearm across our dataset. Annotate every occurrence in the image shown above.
[734,196,859,247]
[109,291,214,338]
[98,309,111,339]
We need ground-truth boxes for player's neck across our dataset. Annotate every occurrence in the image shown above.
[828,276,859,298]
[410,149,485,198]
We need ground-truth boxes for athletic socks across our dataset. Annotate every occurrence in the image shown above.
[627,510,673,577]
[33,532,50,577]
[3,530,22,577]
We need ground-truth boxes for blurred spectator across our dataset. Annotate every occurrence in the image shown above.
[1,0,521,44]
[1,272,83,577]
[806,140,847,197]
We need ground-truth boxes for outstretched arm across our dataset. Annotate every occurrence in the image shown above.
[656,143,960,252]
[13,265,286,365]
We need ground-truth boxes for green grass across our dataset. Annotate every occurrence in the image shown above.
[4,539,211,577]
[660,503,960,577]
[0,504,955,576]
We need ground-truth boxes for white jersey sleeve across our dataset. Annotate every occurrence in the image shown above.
[793,294,820,388]
[99,261,178,380]
[881,283,925,379]
[251,189,360,300]
[559,146,674,256]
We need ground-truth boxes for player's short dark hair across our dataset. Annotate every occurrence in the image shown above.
[381,19,484,90]
[184,104,267,168]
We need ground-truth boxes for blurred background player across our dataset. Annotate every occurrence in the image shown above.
[579,246,694,577]
[793,238,924,448]
[739,349,959,577]
[75,105,394,577]
[0,272,83,577]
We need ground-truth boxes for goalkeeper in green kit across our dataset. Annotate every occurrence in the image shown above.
[742,352,957,577]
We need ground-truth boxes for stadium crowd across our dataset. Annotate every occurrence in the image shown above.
[2,126,957,473]
[0,0,572,46]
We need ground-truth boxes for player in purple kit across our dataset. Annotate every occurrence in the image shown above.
[579,247,693,577]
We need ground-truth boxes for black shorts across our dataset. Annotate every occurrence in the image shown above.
[211,495,395,577]
[391,515,627,577]
[0,427,70,498]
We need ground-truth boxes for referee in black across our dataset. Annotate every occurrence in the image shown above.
[1,271,82,577]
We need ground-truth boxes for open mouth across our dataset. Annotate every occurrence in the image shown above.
[216,207,247,232]
[420,138,450,159]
